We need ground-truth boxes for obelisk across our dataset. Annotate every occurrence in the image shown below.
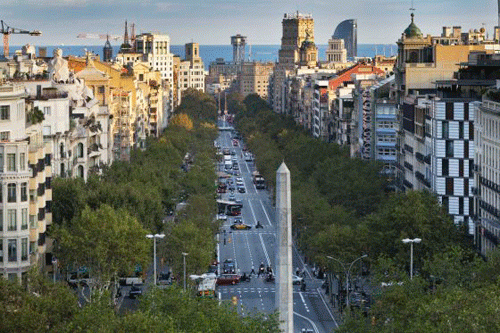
[276,162,293,333]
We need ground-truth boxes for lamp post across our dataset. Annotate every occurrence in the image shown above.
[326,254,368,307]
[146,233,165,285]
[182,252,189,291]
[402,238,421,280]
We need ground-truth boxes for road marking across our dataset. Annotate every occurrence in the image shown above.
[316,287,339,327]
[260,200,273,226]
[248,200,257,224]
[244,232,255,269]
[259,233,271,266]
[294,312,320,333]
[299,291,310,313]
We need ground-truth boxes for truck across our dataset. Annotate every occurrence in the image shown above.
[252,171,266,189]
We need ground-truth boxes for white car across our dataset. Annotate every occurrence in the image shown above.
[292,275,304,285]
[236,177,243,182]
[216,214,227,220]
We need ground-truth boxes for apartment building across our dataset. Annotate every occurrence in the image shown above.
[0,82,51,282]
[238,62,274,99]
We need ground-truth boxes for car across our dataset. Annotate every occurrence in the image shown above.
[223,259,235,274]
[233,217,243,224]
[158,272,172,285]
[238,186,246,193]
[236,180,244,186]
[128,285,142,299]
[216,214,227,220]
[223,148,230,155]
[231,222,251,230]
[233,165,239,171]
[228,185,235,191]
[292,275,304,285]
[216,274,241,285]
[236,177,243,182]
[230,151,236,155]
[228,193,236,201]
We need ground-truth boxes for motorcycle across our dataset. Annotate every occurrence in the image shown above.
[240,274,251,282]
[255,221,264,229]
[265,273,275,282]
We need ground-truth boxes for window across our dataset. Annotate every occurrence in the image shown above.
[21,183,27,202]
[21,238,28,261]
[77,143,84,158]
[459,122,464,139]
[30,215,36,228]
[78,165,84,178]
[7,183,16,202]
[442,122,449,139]
[8,239,17,262]
[0,209,2,231]
[98,86,105,94]
[445,140,454,158]
[442,159,449,176]
[0,131,9,141]
[8,209,16,231]
[60,163,65,177]
[445,178,454,196]
[0,151,3,172]
[20,153,25,171]
[0,239,2,263]
[0,105,10,120]
[21,209,27,230]
[43,106,51,116]
[7,153,16,171]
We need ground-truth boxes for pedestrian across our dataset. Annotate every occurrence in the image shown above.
[296,267,300,276]
[250,266,256,276]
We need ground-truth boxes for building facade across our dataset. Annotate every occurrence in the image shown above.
[238,62,274,99]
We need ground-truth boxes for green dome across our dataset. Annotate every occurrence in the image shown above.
[404,14,423,38]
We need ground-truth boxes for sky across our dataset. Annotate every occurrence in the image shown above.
[2,0,499,46]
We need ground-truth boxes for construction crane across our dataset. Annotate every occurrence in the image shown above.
[1,20,41,57]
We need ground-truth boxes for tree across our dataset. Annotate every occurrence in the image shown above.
[170,113,194,130]
[52,205,151,302]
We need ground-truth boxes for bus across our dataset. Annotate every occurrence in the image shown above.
[190,273,217,298]
[252,171,266,189]
[217,199,243,216]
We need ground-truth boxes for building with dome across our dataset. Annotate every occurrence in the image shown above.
[299,33,318,68]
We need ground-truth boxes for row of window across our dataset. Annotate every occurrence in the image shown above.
[0,208,28,231]
[0,183,28,203]
[0,152,27,172]
[0,238,29,263]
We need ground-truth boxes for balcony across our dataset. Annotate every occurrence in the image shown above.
[404,161,414,171]
[415,171,431,188]
[479,199,500,219]
[480,176,500,195]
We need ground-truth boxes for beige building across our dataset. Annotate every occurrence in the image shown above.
[273,12,316,114]
[238,62,274,99]
[326,38,347,63]
[395,14,499,103]
[176,43,206,104]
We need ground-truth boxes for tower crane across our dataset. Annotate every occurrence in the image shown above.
[1,20,42,57]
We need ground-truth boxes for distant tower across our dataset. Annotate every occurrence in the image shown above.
[120,20,132,53]
[333,19,357,60]
[130,23,136,52]
[103,35,113,62]
[231,34,246,64]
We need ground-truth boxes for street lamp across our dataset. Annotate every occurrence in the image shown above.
[402,238,421,280]
[182,252,189,291]
[326,254,368,307]
[146,233,165,285]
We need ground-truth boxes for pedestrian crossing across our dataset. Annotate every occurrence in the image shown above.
[219,286,320,297]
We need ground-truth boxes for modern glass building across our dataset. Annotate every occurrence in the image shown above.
[333,19,357,60]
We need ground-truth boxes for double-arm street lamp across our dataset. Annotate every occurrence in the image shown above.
[402,238,421,280]
[146,233,165,285]
[326,254,368,307]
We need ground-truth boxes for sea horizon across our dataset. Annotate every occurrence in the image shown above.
[9,43,397,66]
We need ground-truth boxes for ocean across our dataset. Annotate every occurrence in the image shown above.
[12,44,397,67]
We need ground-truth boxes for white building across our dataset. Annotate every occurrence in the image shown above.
[326,38,347,63]
[474,98,500,255]
[135,33,174,86]
[177,43,206,101]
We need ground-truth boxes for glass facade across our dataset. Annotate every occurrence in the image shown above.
[333,19,357,60]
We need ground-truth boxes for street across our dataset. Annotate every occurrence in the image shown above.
[216,119,339,333]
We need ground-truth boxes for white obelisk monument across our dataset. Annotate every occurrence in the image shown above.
[276,162,293,333]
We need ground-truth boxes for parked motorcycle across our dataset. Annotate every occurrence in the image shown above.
[265,273,275,282]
